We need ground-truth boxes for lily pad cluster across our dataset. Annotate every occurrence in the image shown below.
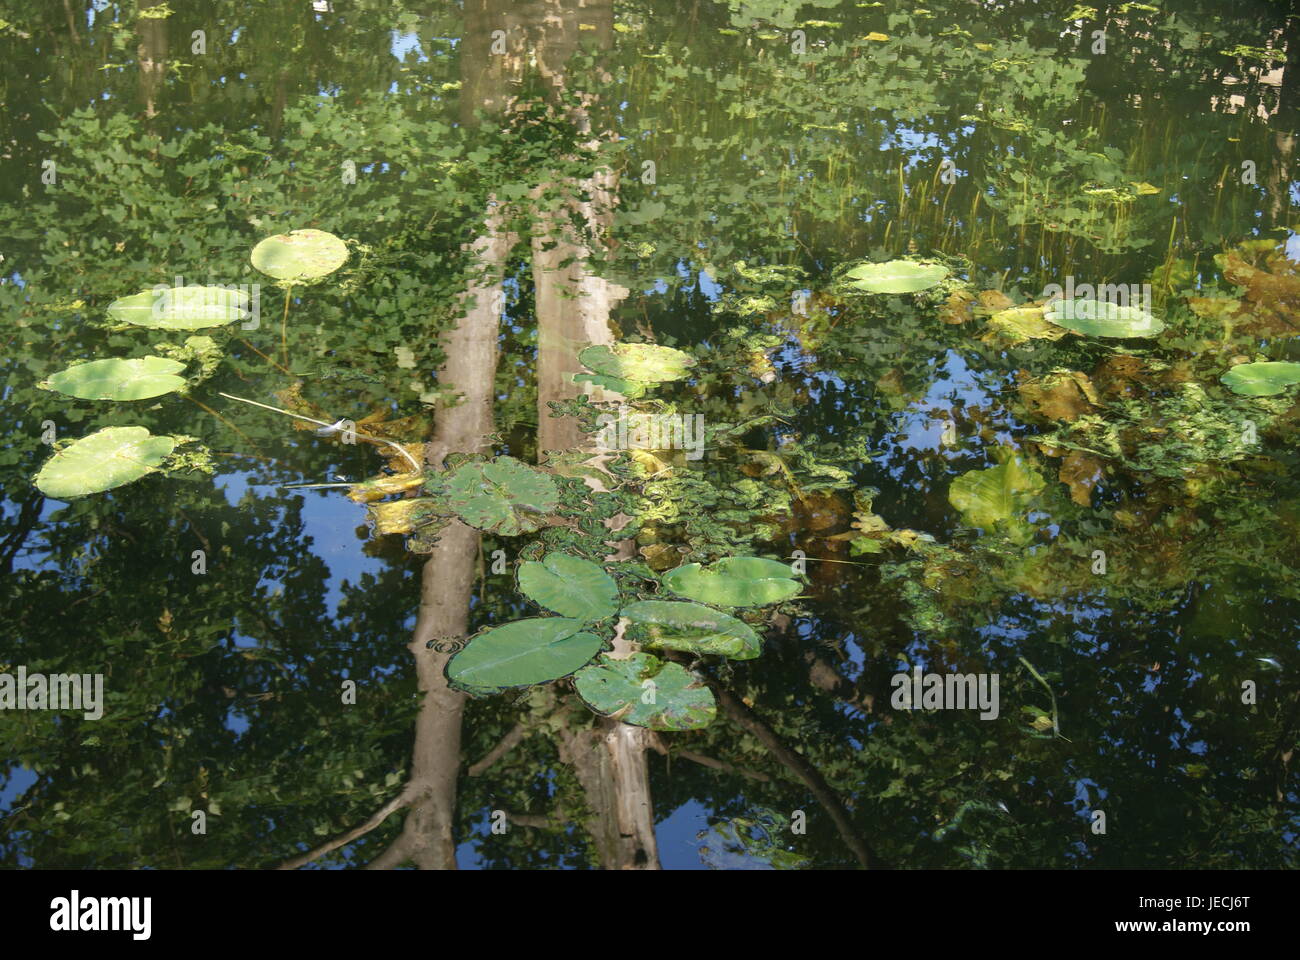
[32,289,228,497]
[31,230,349,500]
[443,550,802,730]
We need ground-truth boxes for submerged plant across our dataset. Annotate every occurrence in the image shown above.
[947,448,1046,543]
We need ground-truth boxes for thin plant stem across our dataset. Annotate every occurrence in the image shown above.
[280,283,293,368]
[187,395,257,445]
[238,338,293,375]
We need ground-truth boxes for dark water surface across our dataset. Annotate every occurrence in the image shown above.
[2,0,1299,869]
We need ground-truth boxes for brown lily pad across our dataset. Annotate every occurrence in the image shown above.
[1017,370,1100,422]
[1059,451,1104,506]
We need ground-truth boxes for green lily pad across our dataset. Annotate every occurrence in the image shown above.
[573,652,716,730]
[1220,361,1300,396]
[34,426,176,499]
[948,451,1045,539]
[445,617,603,696]
[40,356,188,401]
[250,229,349,281]
[578,343,695,383]
[518,553,619,621]
[1045,298,1165,338]
[621,600,762,660]
[427,456,560,537]
[844,260,949,294]
[660,556,801,607]
[107,286,250,329]
[569,371,647,398]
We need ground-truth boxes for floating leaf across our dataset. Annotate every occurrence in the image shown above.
[1058,450,1104,506]
[982,305,1068,344]
[40,356,187,401]
[974,289,1015,313]
[107,286,249,329]
[639,542,687,571]
[250,229,349,281]
[427,456,559,537]
[939,289,975,325]
[1219,360,1300,396]
[1045,298,1165,337]
[573,653,715,730]
[948,451,1045,539]
[621,600,761,660]
[346,472,425,503]
[844,260,949,294]
[569,371,646,398]
[34,426,176,499]
[660,556,801,607]
[578,343,695,383]
[1017,370,1099,422]
[445,618,602,695]
[518,553,619,621]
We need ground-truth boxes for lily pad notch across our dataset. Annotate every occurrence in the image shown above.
[40,356,188,401]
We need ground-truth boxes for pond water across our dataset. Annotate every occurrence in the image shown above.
[2,0,1299,870]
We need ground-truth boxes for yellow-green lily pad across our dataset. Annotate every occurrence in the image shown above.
[1220,361,1300,396]
[659,556,801,607]
[107,286,249,329]
[844,260,949,294]
[40,356,187,401]
[578,343,695,383]
[250,229,349,281]
[34,426,176,499]
[621,600,762,660]
[1045,298,1165,338]
[518,553,619,621]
